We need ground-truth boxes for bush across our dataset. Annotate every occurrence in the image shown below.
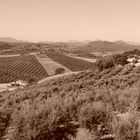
[78,102,111,132]
[55,68,65,75]
[0,109,11,138]
[28,77,36,84]
[112,111,140,140]
[11,96,77,140]
[112,54,128,66]
[124,49,140,57]
[96,56,114,70]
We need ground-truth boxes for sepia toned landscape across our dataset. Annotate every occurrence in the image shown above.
[1,0,140,140]
[0,40,140,140]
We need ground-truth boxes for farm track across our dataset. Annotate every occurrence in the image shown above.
[37,71,82,84]
[35,54,71,76]
[0,52,38,57]
[0,54,20,57]
[67,55,97,63]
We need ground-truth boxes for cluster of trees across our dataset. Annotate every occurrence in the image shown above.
[96,49,140,71]
[95,54,128,70]
[0,42,40,55]
[0,42,13,51]
[123,49,140,57]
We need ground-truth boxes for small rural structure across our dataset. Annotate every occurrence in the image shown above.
[9,80,28,87]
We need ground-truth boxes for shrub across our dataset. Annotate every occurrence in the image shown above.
[78,102,111,131]
[11,96,77,140]
[124,49,140,57]
[0,109,11,138]
[28,77,36,84]
[112,54,128,65]
[55,67,65,75]
[96,56,114,70]
[112,111,140,140]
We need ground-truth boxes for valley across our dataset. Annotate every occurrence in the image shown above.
[0,40,140,140]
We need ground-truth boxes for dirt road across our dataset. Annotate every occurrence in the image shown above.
[37,71,81,84]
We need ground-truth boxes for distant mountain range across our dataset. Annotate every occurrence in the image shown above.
[0,37,30,43]
[0,37,140,45]
[0,37,140,54]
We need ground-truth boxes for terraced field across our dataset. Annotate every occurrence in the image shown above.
[35,54,71,75]
[46,50,96,71]
[0,55,48,83]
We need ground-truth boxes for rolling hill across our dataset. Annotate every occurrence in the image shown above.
[0,39,140,57]
[1,49,140,140]
[0,40,140,139]
[65,40,140,55]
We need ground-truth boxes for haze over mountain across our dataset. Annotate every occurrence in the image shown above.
[0,36,140,48]
[0,37,30,43]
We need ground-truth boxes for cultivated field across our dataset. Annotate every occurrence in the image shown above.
[1,48,140,140]
[46,50,96,71]
[0,55,48,83]
[35,54,71,75]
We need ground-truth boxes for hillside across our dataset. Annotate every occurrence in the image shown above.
[0,42,14,50]
[1,40,140,57]
[59,40,140,57]
[1,49,140,140]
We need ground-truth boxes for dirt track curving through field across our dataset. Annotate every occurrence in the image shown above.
[0,54,20,57]
[37,71,81,84]
[0,52,38,57]
[66,54,97,63]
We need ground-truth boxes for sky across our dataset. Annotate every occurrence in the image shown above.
[0,0,140,42]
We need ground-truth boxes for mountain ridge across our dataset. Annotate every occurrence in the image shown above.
[0,37,30,43]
